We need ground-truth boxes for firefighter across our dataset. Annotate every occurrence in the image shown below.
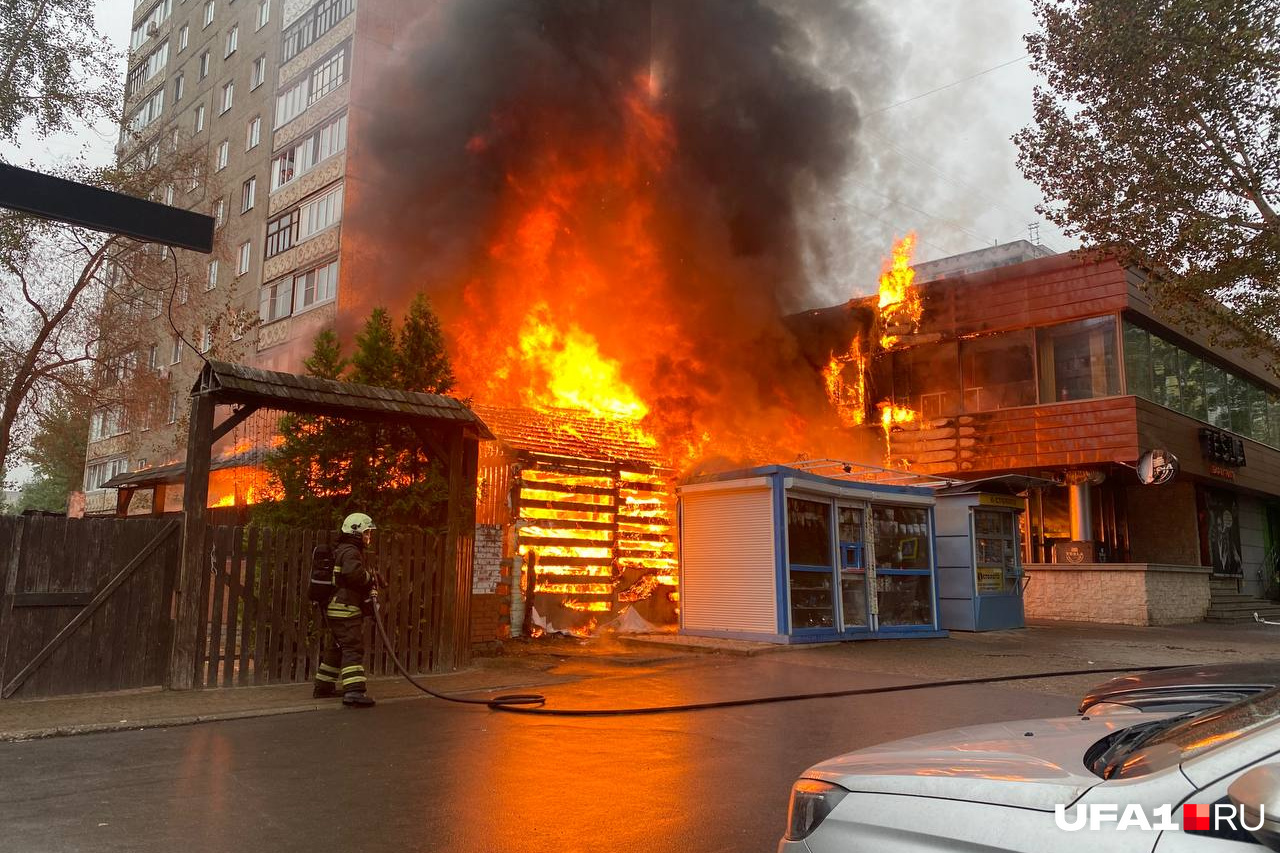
[313,512,379,707]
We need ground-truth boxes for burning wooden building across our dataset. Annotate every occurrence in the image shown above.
[472,404,678,637]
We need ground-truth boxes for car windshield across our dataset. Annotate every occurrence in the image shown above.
[1099,686,1280,779]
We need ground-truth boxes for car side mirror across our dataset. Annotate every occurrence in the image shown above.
[1228,764,1280,850]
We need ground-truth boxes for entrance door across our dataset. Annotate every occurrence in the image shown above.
[837,505,868,630]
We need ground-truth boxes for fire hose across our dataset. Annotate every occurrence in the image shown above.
[370,600,1181,717]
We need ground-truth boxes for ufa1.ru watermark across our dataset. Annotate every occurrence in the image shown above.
[1055,803,1264,832]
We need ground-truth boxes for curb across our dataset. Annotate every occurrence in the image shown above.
[0,676,568,743]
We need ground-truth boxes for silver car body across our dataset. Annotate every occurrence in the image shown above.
[780,711,1280,852]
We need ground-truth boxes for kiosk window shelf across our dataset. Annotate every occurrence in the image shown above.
[790,569,834,629]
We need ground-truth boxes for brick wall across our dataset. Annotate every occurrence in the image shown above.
[1024,563,1211,626]
[470,524,509,643]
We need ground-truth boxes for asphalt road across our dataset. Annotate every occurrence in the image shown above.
[1,654,1081,853]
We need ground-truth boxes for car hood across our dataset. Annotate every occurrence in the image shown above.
[805,715,1151,812]
[1079,661,1278,712]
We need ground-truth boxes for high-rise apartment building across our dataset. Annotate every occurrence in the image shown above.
[85,0,369,513]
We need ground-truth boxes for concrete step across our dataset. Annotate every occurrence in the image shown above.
[1206,601,1280,614]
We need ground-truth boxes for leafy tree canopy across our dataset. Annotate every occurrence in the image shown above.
[1015,0,1280,358]
[0,0,118,144]
[258,294,461,532]
[17,374,90,512]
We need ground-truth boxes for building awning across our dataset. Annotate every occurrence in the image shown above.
[934,474,1059,496]
[102,453,258,490]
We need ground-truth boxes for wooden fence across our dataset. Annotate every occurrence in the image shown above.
[0,516,181,700]
[198,526,450,688]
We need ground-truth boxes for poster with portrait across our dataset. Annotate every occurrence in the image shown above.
[1206,489,1243,576]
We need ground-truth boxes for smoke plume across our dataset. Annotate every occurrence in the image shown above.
[348,0,895,465]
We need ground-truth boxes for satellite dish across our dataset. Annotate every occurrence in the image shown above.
[1136,449,1179,485]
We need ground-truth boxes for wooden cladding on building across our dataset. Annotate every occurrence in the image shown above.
[1135,398,1280,497]
[887,397,1141,475]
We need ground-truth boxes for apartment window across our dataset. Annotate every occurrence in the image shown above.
[170,334,182,364]
[294,257,339,311]
[220,80,234,113]
[251,55,266,89]
[213,197,225,226]
[89,406,128,441]
[176,279,189,304]
[173,72,184,102]
[207,259,219,289]
[167,392,179,424]
[1036,316,1120,403]
[274,41,349,128]
[199,51,210,78]
[215,139,228,170]
[225,24,238,57]
[200,325,214,353]
[246,115,261,149]
[85,457,129,491]
[164,184,175,205]
[256,0,270,29]
[241,176,256,212]
[127,88,165,133]
[147,344,159,370]
[194,104,205,132]
[281,0,354,64]
[264,182,342,256]
[259,278,293,322]
[237,241,252,275]
[126,40,169,98]
[203,0,215,27]
[130,0,173,51]
[178,23,188,51]
[270,111,346,190]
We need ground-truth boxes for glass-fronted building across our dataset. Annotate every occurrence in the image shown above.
[793,245,1280,625]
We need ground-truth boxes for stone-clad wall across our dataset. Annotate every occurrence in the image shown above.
[470,524,510,644]
[1024,563,1211,626]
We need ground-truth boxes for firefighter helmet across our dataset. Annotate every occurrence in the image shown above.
[341,512,377,534]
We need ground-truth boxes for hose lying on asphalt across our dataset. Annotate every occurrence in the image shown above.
[372,603,1176,717]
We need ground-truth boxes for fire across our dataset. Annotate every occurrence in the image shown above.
[877,232,921,349]
[877,402,917,437]
[514,302,651,423]
[823,338,867,427]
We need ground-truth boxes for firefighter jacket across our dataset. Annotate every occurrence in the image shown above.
[326,532,374,618]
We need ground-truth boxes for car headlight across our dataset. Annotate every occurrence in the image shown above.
[786,778,848,841]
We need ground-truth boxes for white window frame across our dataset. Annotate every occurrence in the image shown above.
[220,80,234,114]
[250,55,266,89]
[270,111,346,191]
[200,51,210,79]
[203,0,215,27]
[207,259,219,290]
[246,115,261,149]
[173,71,184,102]
[256,0,270,30]
[215,139,228,170]
[237,241,252,275]
[241,176,256,212]
[225,24,238,57]
[178,23,188,51]
[213,197,225,227]
[294,257,339,312]
[195,104,206,132]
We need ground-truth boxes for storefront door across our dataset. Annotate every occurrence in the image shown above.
[837,504,868,630]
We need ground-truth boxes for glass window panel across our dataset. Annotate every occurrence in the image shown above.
[1036,316,1120,402]
[840,576,867,628]
[872,505,931,570]
[1181,351,1208,422]
[1148,332,1179,410]
[890,341,960,418]
[1248,383,1268,442]
[789,570,834,630]
[1204,361,1231,428]
[1122,322,1153,400]
[961,330,1036,412]
[787,497,831,567]
[876,575,933,626]
[1228,373,1252,436]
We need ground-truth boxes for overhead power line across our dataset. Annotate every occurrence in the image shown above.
[864,55,1030,117]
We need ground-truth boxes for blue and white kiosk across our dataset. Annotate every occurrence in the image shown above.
[677,464,946,643]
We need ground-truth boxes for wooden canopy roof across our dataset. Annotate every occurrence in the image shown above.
[195,360,493,439]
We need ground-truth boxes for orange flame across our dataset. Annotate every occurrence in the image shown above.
[823,338,867,427]
[878,232,921,349]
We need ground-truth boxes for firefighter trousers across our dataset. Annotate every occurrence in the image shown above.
[316,614,367,694]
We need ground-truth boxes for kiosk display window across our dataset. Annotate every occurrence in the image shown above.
[974,509,1019,594]
[787,497,834,629]
[872,505,934,625]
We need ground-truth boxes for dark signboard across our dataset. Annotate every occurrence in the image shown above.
[1200,427,1246,468]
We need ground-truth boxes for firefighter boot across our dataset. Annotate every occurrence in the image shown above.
[313,683,337,698]
[343,691,376,708]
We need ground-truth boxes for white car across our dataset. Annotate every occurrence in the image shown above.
[780,688,1280,852]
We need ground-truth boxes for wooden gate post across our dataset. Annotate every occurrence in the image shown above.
[168,388,215,689]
